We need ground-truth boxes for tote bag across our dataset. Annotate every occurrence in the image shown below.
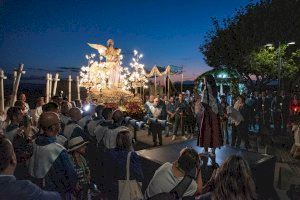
[118,151,143,200]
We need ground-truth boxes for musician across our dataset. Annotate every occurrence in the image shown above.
[148,98,163,146]
[172,94,188,141]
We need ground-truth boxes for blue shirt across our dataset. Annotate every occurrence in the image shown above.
[104,149,144,199]
[0,175,61,200]
[35,135,78,194]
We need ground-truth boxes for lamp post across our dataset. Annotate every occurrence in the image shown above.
[265,41,296,91]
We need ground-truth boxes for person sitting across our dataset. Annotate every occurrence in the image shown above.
[68,136,91,199]
[86,104,105,137]
[28,112,78,197]
[0,135,60,199]
[200,155,256,200]
[64,107,87,140]
[104,130,144,199]
[145,147,203,199]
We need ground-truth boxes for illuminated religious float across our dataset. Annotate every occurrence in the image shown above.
[79,39,148,118]
[79,39,148,105]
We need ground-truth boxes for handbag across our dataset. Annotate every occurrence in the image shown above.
[118,151,143,200]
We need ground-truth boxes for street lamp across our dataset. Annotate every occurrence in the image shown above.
[265,41,296,91]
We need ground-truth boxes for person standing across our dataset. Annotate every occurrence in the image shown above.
[104,130,144,200]
[68,137,91,199]
[166,96,176,137]
[259,91,271,130]
[64,107,87,141]
[145,95,154,136]
[172,94,188,141]
[148,98,164,146]
[33,97,44,126]
[197,75,223,156]
[28,112,78,198]
[218,95,229,145]
[0,135,61,199]
[271,92,282,135]
[235,95,250,149]
[279,90,290,134]
[19,93,30,115]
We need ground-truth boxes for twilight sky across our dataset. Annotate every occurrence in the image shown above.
[0,0,256,81]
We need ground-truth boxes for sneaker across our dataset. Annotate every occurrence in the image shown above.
[172,135,176,141]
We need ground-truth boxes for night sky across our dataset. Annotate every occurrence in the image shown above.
[0,0,256,81]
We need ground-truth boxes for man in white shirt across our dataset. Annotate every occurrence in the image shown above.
[145,147,203,199]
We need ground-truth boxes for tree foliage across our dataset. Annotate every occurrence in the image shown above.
[200,0,300,90]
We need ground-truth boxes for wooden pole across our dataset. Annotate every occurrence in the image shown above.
[68,75,72,102]
[48,74,53,100]
[168,75,170,100]
[10,64,24,106]
[0,70,7,113]
[181,73,183,93]
[52,73,60,96]
[45,73,50,103]
[76,76,81,100]
[154,73,157,95]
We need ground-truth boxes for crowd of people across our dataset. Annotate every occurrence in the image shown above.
[144,88,300,151]
[0,89,299,199]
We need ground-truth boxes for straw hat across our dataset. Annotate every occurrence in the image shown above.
[68,136,89,152]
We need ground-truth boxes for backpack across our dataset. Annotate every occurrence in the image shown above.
[147,168,196,200]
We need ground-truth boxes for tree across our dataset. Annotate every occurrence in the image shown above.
[246,44,299,90]
[200,0,300,90]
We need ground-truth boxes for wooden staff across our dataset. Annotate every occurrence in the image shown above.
[68,75,72,102]
[13,70,17,88]
[168,76,171,100]
[0,70,7,113]
[154,73,157,95]
[181,73,183,93]
[52,73,60,96]
[10,64,25,106]
[45,73,50,103]
[48,74,53,100]
[76,76,81,100]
